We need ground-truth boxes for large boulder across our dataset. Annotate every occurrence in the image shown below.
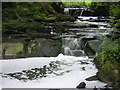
[27,39,62,57]
[80,37,101,57]
[80,36,96,50]
[84,42,96,57]
[94,49,120,89]
[87,40,102,54]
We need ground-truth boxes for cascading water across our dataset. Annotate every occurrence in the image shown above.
[80,8,84,16]
[62,36,85,56]
[62,18,110,57]
[1,8,111,88]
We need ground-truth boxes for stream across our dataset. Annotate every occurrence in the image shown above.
[0,16,111,88]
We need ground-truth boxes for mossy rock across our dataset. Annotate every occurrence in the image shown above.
[28,39,62,57]
[2,43,24,54]
[97,61,119,84]
[94,44,120,86]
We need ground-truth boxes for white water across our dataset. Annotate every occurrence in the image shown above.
[0,15,110,88]
[78,16,98,20]
[62,37,85,56]
[75,19,108,26]
[0,54,106,88]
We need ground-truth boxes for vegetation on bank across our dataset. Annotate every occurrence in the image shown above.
[92,2,120,88]
[2,2,77,23]
[2,2,78,36]
[3,2,57,22]
[2,2,92,23]
[94,37,120,86]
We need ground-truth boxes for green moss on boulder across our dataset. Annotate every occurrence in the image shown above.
[94,40,120,88]
[97,61,119,83]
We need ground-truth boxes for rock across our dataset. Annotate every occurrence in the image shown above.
[80,61,89,64]
[84,42,96,57]
[80,37,96,50]
[87,40,101,54]
[93,86,98,90]
[2,38,62,59]
[85,75,98,81]
[28,38,62,57]
[94,50,120,88]
[72,50,84,57]
[76,82,86,89]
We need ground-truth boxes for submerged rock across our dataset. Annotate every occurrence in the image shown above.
[72,50,84,57]
[85,75,98,81]
[76,82,86,89]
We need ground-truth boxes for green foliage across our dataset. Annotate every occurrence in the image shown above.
[94,53,105,69]
[102,48,120,63]
[109,3,120,18]
[2,2,59,22]
[95,36,120,66]
[91,2,111,8]
[101,37,119,50]
[108,2,120,32]
[93,1,120,82]
[94,36,120,84]
[62,2,91,7]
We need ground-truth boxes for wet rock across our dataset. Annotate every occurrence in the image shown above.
[76,82,86,89]
[80,61,89,64]
[103,82,120,90]
[84,42,96,57]
[81,67,86,71]
[72,50,84,56]
[87,40,101,54]
[85,75,98,81]
[80,37,96,50]
[93,86,98,90]
[94,50,120,89]
[27,38,62,57]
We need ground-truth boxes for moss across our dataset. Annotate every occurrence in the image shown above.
[94,36,120,85]
[44,17,56,22]
[98,61,119,83]
[3,43,23,54]
[94,53,104,69]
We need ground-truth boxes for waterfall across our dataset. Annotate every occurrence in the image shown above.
[64,8,85,16]
[80,9,84,16]
[62,36,85,56]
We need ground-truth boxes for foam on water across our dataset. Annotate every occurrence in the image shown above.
[0,54,106,88]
